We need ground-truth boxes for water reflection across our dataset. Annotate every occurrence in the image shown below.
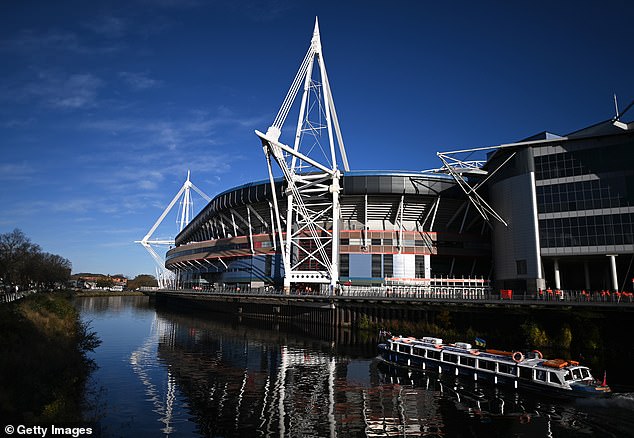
[78,296,634,437]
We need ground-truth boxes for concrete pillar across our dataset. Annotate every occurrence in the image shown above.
[584,261,591,291]
[608,255,618,291]
[553,259,561,290]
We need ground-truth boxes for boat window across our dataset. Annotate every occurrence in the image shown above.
[444,353,458,363]
[549,372,564,385]
[535,370,547,381]
[413,347,426,357]
[427,350,440,360]
[580,368,590,379]
[563,370,572,381]
[498,363,515,375]
[477,360,496,371]
[460,356,476,367]
[572,368,582,380]
[519,367,533,380]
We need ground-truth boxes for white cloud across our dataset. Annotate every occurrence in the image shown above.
[0,162,36,181]
[0,29,120,55]
[24,72,104,109]
[119,72,163,90]
[86,16,127,39]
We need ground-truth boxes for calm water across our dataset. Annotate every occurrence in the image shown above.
[77,296,634,437]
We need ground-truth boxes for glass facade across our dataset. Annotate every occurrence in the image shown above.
[534,140,634,250]
[536,179,628,214]
[539,213,634,247]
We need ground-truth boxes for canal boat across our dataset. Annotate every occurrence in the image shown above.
[378,335,611,397]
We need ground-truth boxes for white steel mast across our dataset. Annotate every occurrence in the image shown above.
[135,171,211,288]
[256,18,349,293]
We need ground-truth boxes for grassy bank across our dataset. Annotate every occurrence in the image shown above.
[0,292,100,422]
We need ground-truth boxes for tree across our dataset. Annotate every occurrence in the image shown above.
[0,229,72,290]
[0,229,40,286]
[29,253,72,290]
[95,276,114,289]
[127,274,158,290]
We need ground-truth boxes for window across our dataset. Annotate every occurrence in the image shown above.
[477,360,496,371]
[516,259,527,275]
[413,347,426,357]
[460,356,476,367]
[384,254,393,278]
[549,372,564,385]
[265,255,272,277]
[498,363,515,375]
[340,254,349,277]
[536,370,547,381]
[340,238,350,245]
[371,238,382,245]
[372,254,382,277]
[444,353,458,364]
[400,344,411,353]
[415,255,425,278]
[427,350,440,360]
[519,367,533,380]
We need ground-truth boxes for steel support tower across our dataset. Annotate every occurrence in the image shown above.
[136,171,210,288]
[256,18,349,293]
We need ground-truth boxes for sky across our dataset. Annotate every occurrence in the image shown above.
[1,0,633,278]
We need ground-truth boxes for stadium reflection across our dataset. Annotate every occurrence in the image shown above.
[150,308,553,437]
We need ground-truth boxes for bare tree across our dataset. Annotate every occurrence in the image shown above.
[0,229,72,290]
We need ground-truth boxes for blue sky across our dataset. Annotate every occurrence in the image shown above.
[1,1,632,277]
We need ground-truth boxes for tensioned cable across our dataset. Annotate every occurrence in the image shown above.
[273,47,315,130]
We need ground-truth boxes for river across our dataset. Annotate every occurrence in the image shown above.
[76,295,634,437]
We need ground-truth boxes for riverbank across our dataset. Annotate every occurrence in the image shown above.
[0,292,100,422]
[73,290,145,297]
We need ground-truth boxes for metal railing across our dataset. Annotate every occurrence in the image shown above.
[161,285,634,306]
[1,289,37,304]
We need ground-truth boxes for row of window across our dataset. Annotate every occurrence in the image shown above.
[393,344,564,384]
[539,213,634,247]
[535,152,589,181]
[537,179,628,214]
[340,238,429,247]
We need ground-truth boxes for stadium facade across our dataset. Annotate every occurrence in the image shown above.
[167,171,491,292]
[166,114,634,295]
[164,21,633,295]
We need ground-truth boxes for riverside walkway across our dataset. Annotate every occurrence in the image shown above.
[153,286,634,311]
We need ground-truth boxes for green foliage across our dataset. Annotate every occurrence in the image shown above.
[95,277,114,288]
[556,324,573,349]
[437,310,452,329]
[521,321,550,348]
[358,314,370,330]
[127,274,158,290]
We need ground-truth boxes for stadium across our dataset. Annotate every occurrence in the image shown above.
[162,20,634,296]
[166,171,491,292]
